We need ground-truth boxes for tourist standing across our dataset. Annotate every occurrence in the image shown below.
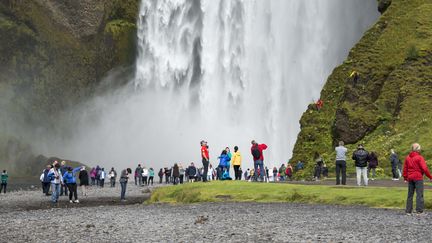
[250,140,268,182]
[335,141,348,185]
[232,146,242,180]
[158,169,163,184]
[119,168,132,201]
[148,168,155,185]
[135,164,143,186]
[218,150,231,179]
[286,163,293,181]
[187,163,197,182]
[90,167,96,186]
[78,166,89,196]
[403,143,432,215]
[142,167,149,186]
[62,166,81,203]
[201,141,210,182]
[368,152,378,181]
[390,149,400,180]
[60,161,68,196]
[279,164,286,181]
[272,167,278,182]
[41,165,52,196]
[352,144,370,186]
[226,147,232,173]
[109,167,117,187]
[48,161,63,203]
[99,168,106,188]
[1,170,8,194]
[314,154,324,181]
[164,167,171,184]
[179,165,185,184]
[172,163,180,185]
[208,164,214,181]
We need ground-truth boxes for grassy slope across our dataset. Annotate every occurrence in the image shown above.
[149,181,432,209]
[291,0,432,177]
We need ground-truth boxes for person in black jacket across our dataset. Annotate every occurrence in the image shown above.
[187,163,197,182]
[158,169,164,184]
[352,144,370,186]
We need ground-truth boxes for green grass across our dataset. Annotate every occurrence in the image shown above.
[149,181,432,209]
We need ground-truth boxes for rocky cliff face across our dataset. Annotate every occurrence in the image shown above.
[0,0,139,174]
[291,0,432,177]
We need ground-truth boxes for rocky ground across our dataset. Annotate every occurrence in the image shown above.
[0,183,154,213]
[0,199,431,242]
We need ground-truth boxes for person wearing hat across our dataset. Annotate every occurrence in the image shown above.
[352,144,370,186]
[200,140,210,182]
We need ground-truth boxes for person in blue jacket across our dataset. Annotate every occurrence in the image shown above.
[63,166,82,203]
[218,150,231,179]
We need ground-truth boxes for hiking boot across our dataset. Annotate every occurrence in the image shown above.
[74,200,79,203]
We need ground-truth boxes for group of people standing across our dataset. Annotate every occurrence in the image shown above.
[334,141,402,186]
[334,141,432,215]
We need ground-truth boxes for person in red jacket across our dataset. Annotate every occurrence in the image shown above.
[250,140,268,182]
[403,143,432,215]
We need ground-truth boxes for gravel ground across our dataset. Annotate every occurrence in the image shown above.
[0,201,430,242]
[0,183,157,213]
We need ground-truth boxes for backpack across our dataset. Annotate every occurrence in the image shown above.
[252,146,261,160]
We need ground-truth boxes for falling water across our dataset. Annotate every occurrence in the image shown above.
[43,0,379,169]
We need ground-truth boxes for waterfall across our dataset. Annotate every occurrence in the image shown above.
[47,0,379,169]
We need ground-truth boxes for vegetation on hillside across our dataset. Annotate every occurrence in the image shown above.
[291,0,432,178]
[0,0,140,174]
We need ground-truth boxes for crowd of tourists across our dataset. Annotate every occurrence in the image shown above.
[2,137,431,216]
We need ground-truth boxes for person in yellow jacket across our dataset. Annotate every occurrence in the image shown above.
[232,146,242,180]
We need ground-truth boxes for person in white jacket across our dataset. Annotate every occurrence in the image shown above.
[47,161,63,203]
[142,167,149,186]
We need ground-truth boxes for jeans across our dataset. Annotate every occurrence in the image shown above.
[110,178,116,187]
[120,182,127,200]
[148,176,154,185]
[273,173,277,182]
[67,183,78,201]
[51,183,60,203]
[202,158,209,182]
[234,165,241,180]
[356,167,368,186]
[137,176,142,186]
[406,180,424,213]
[0,183,6,193]
[142,176,148,185]
[159,176,163,184]
[100,179,105,188]
[254,160,265,181]
[335,160,346,185]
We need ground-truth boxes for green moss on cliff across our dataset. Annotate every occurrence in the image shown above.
[0,0,140,175]
[292,0,432,177]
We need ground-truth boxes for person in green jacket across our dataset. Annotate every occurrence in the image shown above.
[1,170,8,194]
